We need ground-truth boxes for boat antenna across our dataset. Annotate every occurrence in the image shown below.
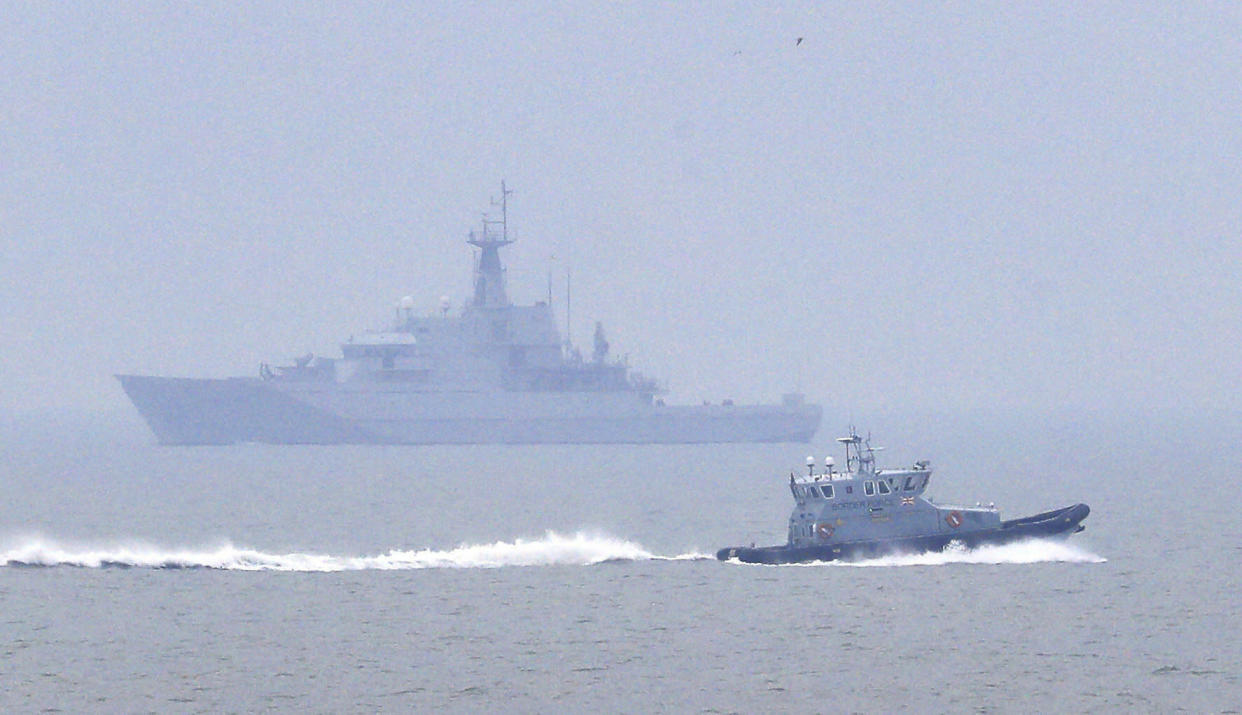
[491,179,513,241]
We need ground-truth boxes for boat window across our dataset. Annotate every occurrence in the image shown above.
[805,486,820,498]
[877,481,891,495]
[864,481,875,496]
[904,476,917,491]
[822,484,834,499]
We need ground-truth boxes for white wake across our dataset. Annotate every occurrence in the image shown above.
[0,532,709,571]
[835,538,1106,567]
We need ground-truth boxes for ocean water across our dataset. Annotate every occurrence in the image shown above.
[2,410,1239,712]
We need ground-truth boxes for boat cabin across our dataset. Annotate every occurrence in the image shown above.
[784,429,999,548]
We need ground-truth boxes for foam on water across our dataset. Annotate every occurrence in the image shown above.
[0,532,710,571]
[835,538,1106,567]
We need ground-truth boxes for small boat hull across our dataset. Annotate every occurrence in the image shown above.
[717,503,1089,564]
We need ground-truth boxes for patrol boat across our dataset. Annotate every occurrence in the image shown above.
[117,184,822,445]
[716,429,1089,564]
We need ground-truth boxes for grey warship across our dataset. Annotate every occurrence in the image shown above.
[717,429,1089,564]
[118,185,821,445]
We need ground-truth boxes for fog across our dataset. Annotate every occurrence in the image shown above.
[3,3,1240,418]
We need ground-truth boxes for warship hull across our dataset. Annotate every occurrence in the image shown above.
[117,375,822,445]
[716,503,1090,564]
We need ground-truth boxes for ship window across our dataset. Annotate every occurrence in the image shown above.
[822,484,834,499]
[877,481,891,495]
[864,481,875,496]
[807,486,822,498]
[904,476,917,491]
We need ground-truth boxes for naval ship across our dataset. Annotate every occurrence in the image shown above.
[118,185,822,445]
[717,428,1089,563]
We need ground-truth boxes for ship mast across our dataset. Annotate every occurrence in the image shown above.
[468,181,514,308]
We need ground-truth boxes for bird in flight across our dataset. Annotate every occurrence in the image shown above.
[796,37,804,46]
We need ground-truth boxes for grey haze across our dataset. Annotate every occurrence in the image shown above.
[2,2,1239,418]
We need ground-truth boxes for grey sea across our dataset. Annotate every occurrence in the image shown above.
[2,408,1239,713]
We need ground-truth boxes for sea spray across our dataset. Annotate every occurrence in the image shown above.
[1,531,709,571]
[832,538,1106,567]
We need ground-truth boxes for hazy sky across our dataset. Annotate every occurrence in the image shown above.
[3,2,1240,416]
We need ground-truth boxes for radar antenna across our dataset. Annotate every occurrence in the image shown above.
[491,180,514,241]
